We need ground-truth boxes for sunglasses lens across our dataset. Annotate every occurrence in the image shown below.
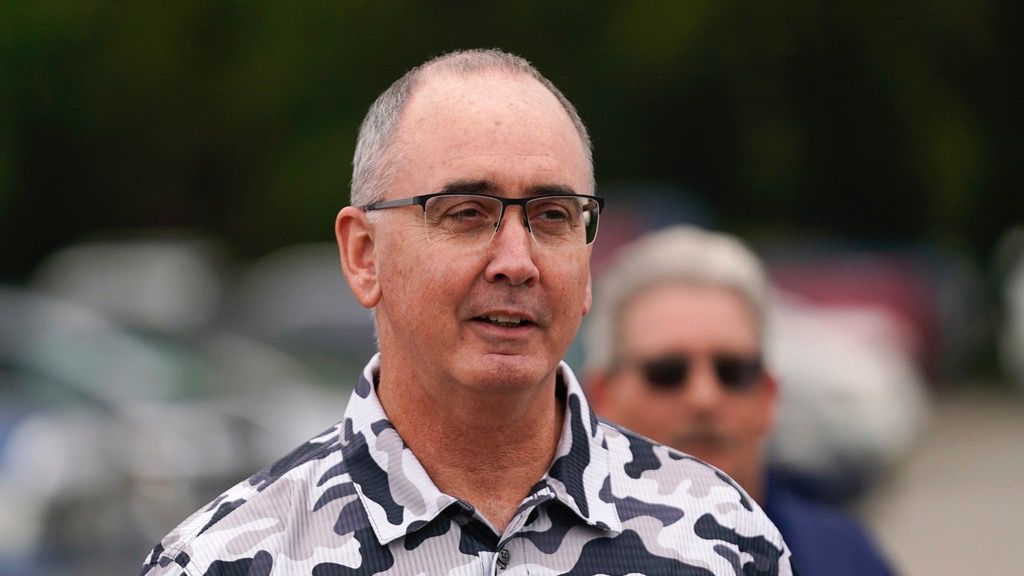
[715,357,763,391]
[641,356,689,390]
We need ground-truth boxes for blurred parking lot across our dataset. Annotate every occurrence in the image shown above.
[861,387,1024,575]
[0,238,372,576]
[2,220,1023,575]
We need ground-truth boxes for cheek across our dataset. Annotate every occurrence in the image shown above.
[377,257,412,302]
[548,259,592,311]
[375,239,435,317]
[379,234,455,292]
[736,399,773,438]
[612,380,658,419]
[650,395,687,427]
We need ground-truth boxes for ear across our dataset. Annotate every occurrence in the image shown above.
[759,370,780,431]
[582,274,593,316]
[336,206,381,308]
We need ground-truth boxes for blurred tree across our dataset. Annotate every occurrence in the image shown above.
[1,0,1019,281]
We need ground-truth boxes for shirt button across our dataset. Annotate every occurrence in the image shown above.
[497,547,511,568]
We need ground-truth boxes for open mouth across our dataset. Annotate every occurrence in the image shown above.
[477,314,533,328]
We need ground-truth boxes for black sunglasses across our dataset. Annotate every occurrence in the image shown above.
[632,353,763,393]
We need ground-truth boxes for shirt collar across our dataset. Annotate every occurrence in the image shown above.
[541,364,622,533]
[341,354,621,545]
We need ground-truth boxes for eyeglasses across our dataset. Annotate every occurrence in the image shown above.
[626,353,763,393]
[361,192,605,248]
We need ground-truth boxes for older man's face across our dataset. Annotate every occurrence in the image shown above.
[594,283,775,491]
[368,71,593,394]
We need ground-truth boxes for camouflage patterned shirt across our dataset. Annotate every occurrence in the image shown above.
[140,355,794,575]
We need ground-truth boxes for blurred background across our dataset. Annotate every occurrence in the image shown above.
[1,2,1021,574]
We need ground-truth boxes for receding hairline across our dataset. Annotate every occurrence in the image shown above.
[399,67,590,151]
[350,49,594,207]
[399,55,591,155]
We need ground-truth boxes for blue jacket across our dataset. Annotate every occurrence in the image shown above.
[764,476,895,576]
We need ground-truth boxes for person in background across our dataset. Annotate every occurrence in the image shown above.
[138,51,794,575]
[585,224,894,576]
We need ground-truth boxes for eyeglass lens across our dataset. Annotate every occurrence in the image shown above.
[423,194,600,247]
[640,354,762,392]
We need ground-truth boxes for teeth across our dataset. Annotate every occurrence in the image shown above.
[486,315,523,326]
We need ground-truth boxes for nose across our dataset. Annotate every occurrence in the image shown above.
[484,205,539,286]
[680,358,725,412]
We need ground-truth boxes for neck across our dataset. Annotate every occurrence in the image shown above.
[376,364,566,533]
[730,456,767,504]
[745,474,766,504]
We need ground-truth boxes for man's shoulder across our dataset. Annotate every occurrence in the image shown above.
[139,422,350,574]
[766,483,893,574]
[769,484,865,529]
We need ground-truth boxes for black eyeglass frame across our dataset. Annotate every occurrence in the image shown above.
[360,191,606,246]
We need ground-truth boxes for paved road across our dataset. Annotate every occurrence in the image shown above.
[858,388,1024,575]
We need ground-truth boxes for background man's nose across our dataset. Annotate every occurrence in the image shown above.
[683,360,725,410]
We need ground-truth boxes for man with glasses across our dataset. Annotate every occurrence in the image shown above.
[585,225,893,576]
[140,50,793,575]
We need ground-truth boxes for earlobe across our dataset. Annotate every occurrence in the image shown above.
[336,207,381,308]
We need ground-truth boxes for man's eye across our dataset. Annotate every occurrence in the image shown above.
[538,209,570,221]
[446,206,488,220]
[530,201,577,224]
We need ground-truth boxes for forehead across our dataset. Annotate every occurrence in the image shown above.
[388,71,591,197]
[619,283,761,352]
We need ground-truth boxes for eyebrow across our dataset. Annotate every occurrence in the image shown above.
[437,179,579,197]
[438,180,497,195]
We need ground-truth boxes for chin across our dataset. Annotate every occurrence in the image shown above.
[469,354,552,389]
[673,442,720,465]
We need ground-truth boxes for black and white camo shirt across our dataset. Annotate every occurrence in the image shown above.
[140,355,794,575]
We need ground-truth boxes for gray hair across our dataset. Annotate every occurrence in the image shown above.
[584,225,770,373]
[350,48,594,207]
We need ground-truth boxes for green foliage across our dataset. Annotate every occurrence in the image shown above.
[2,0,1019,280]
